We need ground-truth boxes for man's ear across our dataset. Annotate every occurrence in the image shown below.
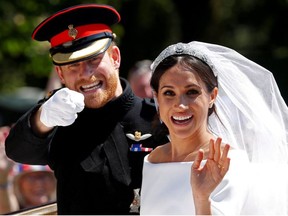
[110,45,121,70]
[55,66,65,84]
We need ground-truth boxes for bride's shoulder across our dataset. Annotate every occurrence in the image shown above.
[147,144,169,163]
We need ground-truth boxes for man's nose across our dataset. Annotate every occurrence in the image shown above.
[79,63,93,76]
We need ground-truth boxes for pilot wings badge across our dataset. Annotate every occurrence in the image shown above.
[126,131,153,152]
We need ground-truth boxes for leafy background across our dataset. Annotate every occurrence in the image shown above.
[0,0,287,124]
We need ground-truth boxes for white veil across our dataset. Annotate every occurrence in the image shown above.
[151,41,288,164]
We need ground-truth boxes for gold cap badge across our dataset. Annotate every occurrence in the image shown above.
[68,24,78,39]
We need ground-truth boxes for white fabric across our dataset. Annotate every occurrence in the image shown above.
[141,151,288,215]
[141,150,250,215]
[40,87,85,127]
[242,163,288,215]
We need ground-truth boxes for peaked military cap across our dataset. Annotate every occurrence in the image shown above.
[32,4,121,65]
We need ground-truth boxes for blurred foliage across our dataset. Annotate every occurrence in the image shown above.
[0,0,124,93]
[0,0,288,102]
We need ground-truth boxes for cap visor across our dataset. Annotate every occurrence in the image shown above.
[52,37,111,65]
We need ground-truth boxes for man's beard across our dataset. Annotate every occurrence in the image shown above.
[84,73,119,109]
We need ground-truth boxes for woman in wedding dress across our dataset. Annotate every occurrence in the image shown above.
[140,41,288,215]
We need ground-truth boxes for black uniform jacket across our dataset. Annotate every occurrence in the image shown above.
[5,78,167,215]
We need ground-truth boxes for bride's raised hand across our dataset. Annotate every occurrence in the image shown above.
[190,137,230,200]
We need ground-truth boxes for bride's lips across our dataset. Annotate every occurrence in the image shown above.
[171,115,193,124]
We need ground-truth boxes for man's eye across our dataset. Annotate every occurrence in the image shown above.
[68,63,80,69]
[90,57,99,64]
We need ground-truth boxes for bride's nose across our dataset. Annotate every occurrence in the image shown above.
[174,95,188,110]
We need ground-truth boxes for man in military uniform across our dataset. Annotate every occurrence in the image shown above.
[5,4,167,214]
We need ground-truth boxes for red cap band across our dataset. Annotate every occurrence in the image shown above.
[50,24,112,47]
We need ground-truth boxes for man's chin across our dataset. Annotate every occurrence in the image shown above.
[84,95,111,109]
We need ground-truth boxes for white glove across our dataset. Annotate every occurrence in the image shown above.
[40,87,85,127]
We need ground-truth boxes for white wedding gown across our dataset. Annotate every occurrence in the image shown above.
[140,149,288,215]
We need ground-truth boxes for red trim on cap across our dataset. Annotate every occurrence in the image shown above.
[31,4,120,41]
[50,24,112,47]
